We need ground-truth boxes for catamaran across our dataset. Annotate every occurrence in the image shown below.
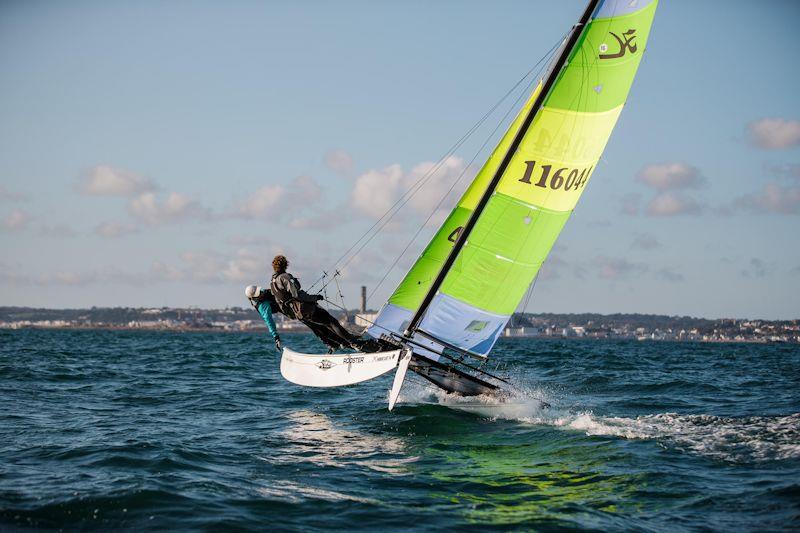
[280,0,658,409]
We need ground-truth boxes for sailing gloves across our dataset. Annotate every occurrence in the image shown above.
[274,336,282,352]
[314,294,324,302]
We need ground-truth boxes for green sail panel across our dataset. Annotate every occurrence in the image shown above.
[369,0,658,356]
[440,196,570,316]
[546,0,656,113]
[386,83,546,313]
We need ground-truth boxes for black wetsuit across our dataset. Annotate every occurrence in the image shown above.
[270,271,360,350]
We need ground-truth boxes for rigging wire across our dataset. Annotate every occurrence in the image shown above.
[308,32,569,294]
[319,296,508,384]
[367,70,545,303]
[333,272,349,322]
[520,273,539,317]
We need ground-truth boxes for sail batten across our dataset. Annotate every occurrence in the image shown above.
[369,0,658,358]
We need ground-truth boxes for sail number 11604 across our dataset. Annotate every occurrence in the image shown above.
[518,160,593,191]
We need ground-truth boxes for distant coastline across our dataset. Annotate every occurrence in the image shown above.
[1,307,797,344]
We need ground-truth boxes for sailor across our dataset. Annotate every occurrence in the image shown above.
[245,285,282,352]
[269,255,362,353]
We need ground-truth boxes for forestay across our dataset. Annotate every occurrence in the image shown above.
[369,0,658,357]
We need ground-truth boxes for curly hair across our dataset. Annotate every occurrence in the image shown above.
[272,255,288,273]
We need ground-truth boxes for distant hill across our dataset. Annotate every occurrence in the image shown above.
[0,306,792,327]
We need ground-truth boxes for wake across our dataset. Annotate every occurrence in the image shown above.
[528,411,800,463]
[400,384,800,463]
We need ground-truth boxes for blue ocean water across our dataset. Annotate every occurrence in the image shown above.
[1,329,798,531]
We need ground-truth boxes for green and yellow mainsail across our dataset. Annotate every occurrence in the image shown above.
[368,0,657,357]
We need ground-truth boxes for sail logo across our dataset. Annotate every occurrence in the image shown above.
[317,359,335,370]
[599,29,637,59]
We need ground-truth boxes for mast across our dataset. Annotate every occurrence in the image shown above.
[403,0,602,338]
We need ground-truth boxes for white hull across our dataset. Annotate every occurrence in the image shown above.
[280,348,401,388]
[279,347,508,410]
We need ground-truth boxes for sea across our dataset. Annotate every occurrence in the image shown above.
[1,329,798,531]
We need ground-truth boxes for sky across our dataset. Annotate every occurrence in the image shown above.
[1,0,799,319]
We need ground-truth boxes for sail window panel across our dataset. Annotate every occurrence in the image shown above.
[545,0,656,114]
[418,293,509,356]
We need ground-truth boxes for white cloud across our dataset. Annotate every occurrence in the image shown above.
[285,175,322,205]
[350,164,405,219]
[38,224,77,238]
[94,221,139,238]
[0,267,99,286]
[646,192,703,216]
[225,234,273,246]
[49,271,97,286]
[407,157,472,217]
[234,175,321,220]
[747,118,800,150]
[174,249,271,284]
[594,255,647,280]
[741,258,768,278]
[0,249,271,288]
[150,250,271,284]
[333,248,389,284]
[78,165,155,196]
[350,156,470,221]
[620,193,641,216]
[767,163,800,181]
[0,185,26,202]
[150,261,184,282]
[2,209,31,230]
[235,184,285,218]
[177,251,226,283]
[324,149,354,175]
[538,254,567,281]
[733,182,800,215]
[288,207,349,230]
[657,267,684,282]
[636,162,703,190]
[631,233,661,250]
[128,192,211,225]
[220,250,265,283]
[0,262,25,284]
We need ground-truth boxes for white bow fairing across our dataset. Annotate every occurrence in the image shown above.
[280,348,411,410]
